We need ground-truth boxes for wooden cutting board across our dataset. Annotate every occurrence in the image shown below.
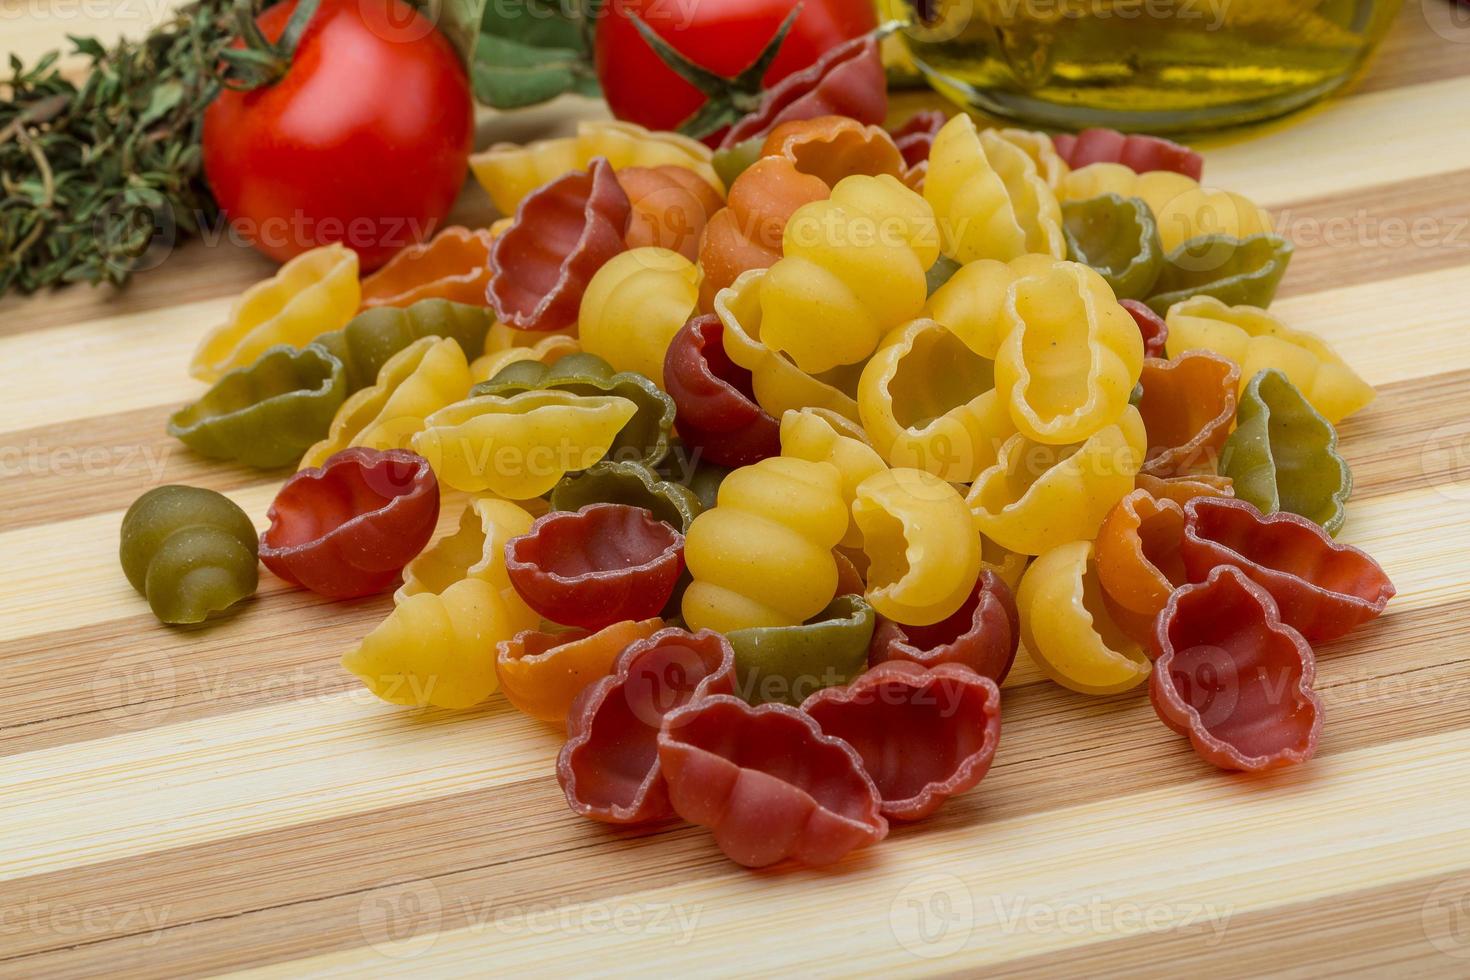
[3,6,1470,976]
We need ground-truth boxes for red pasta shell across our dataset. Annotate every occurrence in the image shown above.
[868,571,1019,683]
[1120,299,1169,358]
[617,165,725,262]
[719,34,887,149]
[505,503,685,631]
[662,314,781,467]
[487,157,631,331]
[1137,351,1239,477]
[259,447,439,598]
[803,661,1002,820]
[657,695,887,866]
[559,627,736,824]
[888,109,948,169]
[1181,497,1395,643]
[1150,565,1322,771]
[1053,128,1204,181]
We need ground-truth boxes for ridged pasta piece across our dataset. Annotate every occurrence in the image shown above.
[1221,369,1352,535]
[779,407,887,548]
[119,485,259,625]
[396,496,541,633]
[992,259,1144,445]
[1018,540,1151,695]
[924,114,1065,263]
[470,119,721,217]
[858,318,1015,483]
[682,457,848,633]
[359,227,495,310]
[761,173,939,373]
[1059,162,1271,254]
[191,243,360,382]
[487,157,631,332]
[412,390,638,498]
[342,579,522,709]
[713,268,863,422]
[299,336,472,470]
[1165,295,1374,423]
[578,247,700,383]
[618,165,724,261]
[852,468,981,627]
[968,406,1147,555]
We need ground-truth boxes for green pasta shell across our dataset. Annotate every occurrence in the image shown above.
[1146,233,1293,316]
[711,136,764,189]
[472,352,676,466]
[726,595,877,707]
[657,439,731,511]
[1061,194,1163,300]
[119,485,259,625]
[549,459,703,533]
[168,345,346,469]
[926,254,963,297]
[310,299,492,392]
[1221,369,1352,536]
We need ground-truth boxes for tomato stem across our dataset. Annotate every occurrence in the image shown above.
[220,0,321,91]
[628,4,803,141]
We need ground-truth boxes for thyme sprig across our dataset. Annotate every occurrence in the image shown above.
[0,0,250,296]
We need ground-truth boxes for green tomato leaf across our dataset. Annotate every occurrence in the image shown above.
[469,0,599,108]
[472,33,598,108]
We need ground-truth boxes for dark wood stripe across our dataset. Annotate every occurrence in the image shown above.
[0,356,1454,541]
[1338,369,1470,499]
[1351,4,1470,97]
[0,600,1458,974]
[1273,169,1470,300]
[0,405,278,535]
[988,873,1468,978]
[0,589,384,756]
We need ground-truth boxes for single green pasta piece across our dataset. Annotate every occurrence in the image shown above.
[310,298,492,392]
[1146,233,1292,315]
[549,459,703,532]
[711,136,765,189]
[168,345,346,469]
[726,595,876,706]
[472,351,676,466]
[658,440,731,511]
[1061,194,1162,300]
[119,486,259,625]
[1222,369,1352,535]
[925,254,963,297]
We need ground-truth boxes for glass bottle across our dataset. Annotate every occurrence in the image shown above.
[885,0,1405,133]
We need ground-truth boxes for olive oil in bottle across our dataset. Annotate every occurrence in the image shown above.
[887,0,1404,132]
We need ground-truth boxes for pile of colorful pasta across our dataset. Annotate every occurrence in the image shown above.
[123,42,1394,869]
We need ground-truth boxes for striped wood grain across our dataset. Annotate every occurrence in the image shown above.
[2,6,1470,977]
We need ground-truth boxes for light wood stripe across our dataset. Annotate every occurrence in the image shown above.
[1205,75,1470,209]
[223,728,1470,976]
[0,598,1460,972]
[1,243,1463,448]
[986,874,1468,978]
[2,6,1466,976]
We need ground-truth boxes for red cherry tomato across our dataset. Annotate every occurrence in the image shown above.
[203,0,473,270]
[595,0,877,141]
